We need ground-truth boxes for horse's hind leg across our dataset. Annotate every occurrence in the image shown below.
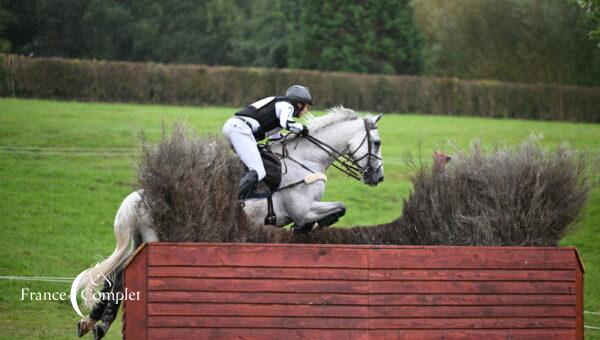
[92,267,124,340]
[77,282,111,337]
[92,227,157,339]
[78,262,129,337]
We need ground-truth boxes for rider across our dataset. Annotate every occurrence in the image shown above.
[223,85,312,199]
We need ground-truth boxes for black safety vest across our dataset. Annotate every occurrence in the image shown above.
[235,96,302,140]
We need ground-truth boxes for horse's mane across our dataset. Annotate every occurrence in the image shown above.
[305,106,361,131]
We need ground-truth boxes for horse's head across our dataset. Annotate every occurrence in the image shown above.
[347,114,384,186]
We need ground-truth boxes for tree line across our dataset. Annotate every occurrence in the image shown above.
[1,0,599,86]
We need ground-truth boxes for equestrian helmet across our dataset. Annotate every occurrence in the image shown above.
[285,85,313,105]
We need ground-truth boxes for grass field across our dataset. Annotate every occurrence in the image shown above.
[0,98,599,339]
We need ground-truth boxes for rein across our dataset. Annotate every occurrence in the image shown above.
[270,118,382,187]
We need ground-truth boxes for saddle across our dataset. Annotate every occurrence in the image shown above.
[245,145,282,198]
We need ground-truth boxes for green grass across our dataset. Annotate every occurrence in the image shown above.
[0,98,599,339]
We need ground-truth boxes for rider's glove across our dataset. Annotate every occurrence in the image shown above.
[288,121,304,134]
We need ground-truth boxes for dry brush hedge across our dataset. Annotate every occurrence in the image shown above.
[139,123,593,247]
[1,54,599,122]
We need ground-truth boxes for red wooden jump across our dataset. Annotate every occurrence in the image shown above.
[123,243,584,339]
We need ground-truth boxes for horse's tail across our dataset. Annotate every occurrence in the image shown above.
[70,191,141,317]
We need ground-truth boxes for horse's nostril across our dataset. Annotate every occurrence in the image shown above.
[378,176,384,183]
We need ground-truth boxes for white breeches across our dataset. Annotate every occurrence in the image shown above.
[222,117,266,180]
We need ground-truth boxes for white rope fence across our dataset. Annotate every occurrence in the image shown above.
[0,146,138,157]
[0,275,74,283]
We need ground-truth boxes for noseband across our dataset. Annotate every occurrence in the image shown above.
[277,118,382,182]
[345,119,383,180]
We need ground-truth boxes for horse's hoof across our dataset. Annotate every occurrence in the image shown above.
[76,318,95,337]
[293,222,314,234]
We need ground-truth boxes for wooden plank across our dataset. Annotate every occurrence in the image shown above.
[368,281,575,294]
[369,248,577,269]
[148,277,369,293]
[369,293,575,306]
[148,328,369,339]
[148,278,574,294]
[148,291,369,305]
[576,263,584,339]
[369,329,575,339]
[148,243,578,252]
[370,269,575,281]
[149,316,370,329]
[148,244,368,268]
[369,317,575,329]
[149,266,574,282]
[146,303,574,319]
[148,266,368,280]
[148,303,369,317]
[123,246,147,340]
[147,291,576,306]
[369,305,575,318]
[122,243,147,269]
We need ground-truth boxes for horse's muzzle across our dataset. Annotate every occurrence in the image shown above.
[364,172,384,186]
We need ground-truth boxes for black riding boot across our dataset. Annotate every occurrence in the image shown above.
[238,170,258,199]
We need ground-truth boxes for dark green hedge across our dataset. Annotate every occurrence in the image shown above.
[1,54,598,122]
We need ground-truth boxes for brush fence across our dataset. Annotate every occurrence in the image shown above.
[123,243,584,339]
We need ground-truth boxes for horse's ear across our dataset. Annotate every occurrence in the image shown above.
[374,113,383,124]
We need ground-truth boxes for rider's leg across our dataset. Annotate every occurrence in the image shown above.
[238,169,259,198]
[223,118,266,197]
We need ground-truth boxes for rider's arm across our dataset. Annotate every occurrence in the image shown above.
[276,101,304,133]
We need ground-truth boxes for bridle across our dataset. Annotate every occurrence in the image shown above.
[272,118,382,183]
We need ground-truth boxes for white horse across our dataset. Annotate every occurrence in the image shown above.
[243,107,384,230]
[71,107,384,339]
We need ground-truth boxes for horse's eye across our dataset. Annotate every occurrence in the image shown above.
[373,140,381,147]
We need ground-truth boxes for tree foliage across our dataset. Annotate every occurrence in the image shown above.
[0,0,422,74]
[1,0,599,85]
[231,0,291,68]
[412,0,600,86]
[1,0,243,65]
[291,0,423,74]
[578,0,600,41]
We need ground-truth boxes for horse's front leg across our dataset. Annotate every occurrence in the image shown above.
[314,202,347,228]
[292,201,346,233]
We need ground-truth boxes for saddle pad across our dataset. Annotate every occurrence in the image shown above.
[304,172,327,184]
